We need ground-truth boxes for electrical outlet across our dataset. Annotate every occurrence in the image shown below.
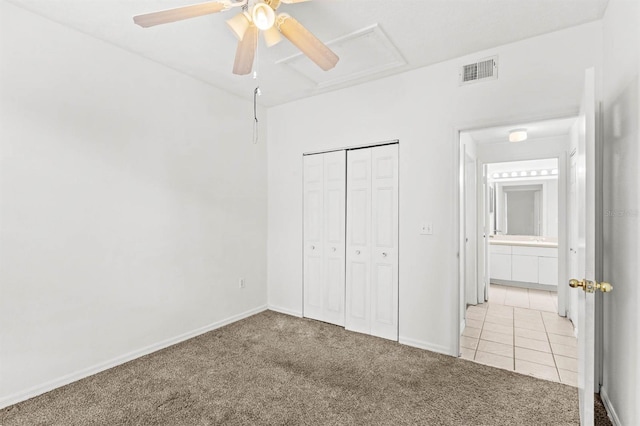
[420,223,433,235]
[239,278,245,289]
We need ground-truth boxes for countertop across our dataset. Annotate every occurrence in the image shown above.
[489,238,558,248]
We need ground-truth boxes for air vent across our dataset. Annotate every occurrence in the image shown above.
[460,56,498,85]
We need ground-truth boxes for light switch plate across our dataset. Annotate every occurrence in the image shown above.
[420,223,433,235]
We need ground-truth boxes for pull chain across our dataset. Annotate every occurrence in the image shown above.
[253,86,261,144]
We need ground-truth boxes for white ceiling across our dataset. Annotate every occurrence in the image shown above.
[466,116,578,144]
[7,0,609,106]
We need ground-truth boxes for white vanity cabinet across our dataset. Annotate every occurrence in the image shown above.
[490,243,558,288]
[489,245,512,280]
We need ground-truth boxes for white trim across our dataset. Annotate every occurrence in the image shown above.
[303,140,399,156]
[399,336,454,357]
[0,305,267,410]
[600,387,621,426]
[460,319,466,335]
[267,305,303,318]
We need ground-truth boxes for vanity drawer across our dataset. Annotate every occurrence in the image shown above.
[511,246,557,257]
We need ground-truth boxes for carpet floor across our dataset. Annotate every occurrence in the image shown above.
[1,310,604,425]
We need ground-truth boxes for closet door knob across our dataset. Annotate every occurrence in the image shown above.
[356,250,361,255]
[311,245,315,250]
[332,247,336,252]
[382,252,388,257]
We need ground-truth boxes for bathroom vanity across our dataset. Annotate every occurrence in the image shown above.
[489,237,558,290]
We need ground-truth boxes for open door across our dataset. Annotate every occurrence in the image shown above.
[569,67,613,425]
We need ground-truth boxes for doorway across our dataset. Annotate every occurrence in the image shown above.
[458,117,579,385]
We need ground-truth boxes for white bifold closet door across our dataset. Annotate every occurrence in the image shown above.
[303,151,346,326]
[346,144,399,341]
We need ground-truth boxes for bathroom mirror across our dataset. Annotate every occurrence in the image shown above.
[492,179,558,238]
[503,185,543,235]
[488,158,559,238]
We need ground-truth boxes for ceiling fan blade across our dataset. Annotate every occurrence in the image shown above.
[233,25,258,75]
[276,14,338,71]
[133,1,226,28]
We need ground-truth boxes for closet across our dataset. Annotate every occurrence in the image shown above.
[303,144,398,341]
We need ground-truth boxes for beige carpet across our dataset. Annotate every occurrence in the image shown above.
[1,310,595,425]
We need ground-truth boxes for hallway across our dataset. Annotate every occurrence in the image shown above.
[461,284,577,386]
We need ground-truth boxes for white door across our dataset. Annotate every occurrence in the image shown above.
[346,144,399,340]
[571,67,604,426]
[345,148,372,334]
[322,151,346,326]
[303,151,346,326]
[303,154,325,322]
[370,144,399,340]
[464,152,478,305]
[483,165,491,301]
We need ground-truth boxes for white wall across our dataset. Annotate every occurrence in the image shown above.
[0,2,267,406]
[601,0,640,424]
[267,22,602,354]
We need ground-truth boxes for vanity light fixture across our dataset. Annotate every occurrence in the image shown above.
[551,169,559,175]
[492,173,500,179]
[541,170,549,176]
[530,171,538,176]
[511,172,519,177]
[501,172,509,178]
[520,171,527,177]
[509,128,528,142]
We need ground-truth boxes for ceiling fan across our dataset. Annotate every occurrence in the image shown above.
[133,0,339,75]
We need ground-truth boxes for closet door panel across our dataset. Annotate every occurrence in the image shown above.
[370,144,399,340]
[323,151,346,326]
[303,154,324,321]
[346,149,372,334]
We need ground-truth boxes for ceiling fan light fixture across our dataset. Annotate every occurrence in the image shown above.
[263,26,283,47]
[508,128,528,142]
[252,2,276,31]
[276,13,339,71]
[226,11,251,40]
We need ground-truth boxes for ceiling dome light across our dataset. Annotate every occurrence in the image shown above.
[551,169,559,175]
[252,2,275,30]
[509,128,528,142]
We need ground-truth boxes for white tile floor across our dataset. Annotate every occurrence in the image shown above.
[461,284,578,386]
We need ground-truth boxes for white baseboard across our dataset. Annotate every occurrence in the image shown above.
[460,319,466,335]
[600,386,621,426]
[0,305,267,410]
[267,304,303,318]
[398,336,454,356]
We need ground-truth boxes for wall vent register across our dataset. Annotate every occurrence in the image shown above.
[460,56,498,84]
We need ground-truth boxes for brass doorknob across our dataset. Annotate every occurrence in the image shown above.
[569,279,613,293]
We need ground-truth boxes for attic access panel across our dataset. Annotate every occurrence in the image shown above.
[276,24,406,88]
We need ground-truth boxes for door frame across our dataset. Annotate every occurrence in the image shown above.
[453,110,585,357]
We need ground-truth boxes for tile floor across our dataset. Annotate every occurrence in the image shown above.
[461,284,578,386]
